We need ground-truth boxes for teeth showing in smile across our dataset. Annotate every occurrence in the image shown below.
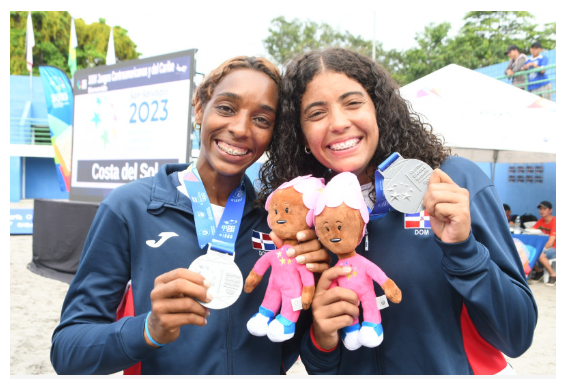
[217,141,248,156]
[329,138,360,151]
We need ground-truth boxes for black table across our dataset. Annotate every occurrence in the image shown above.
[28,199,99,284]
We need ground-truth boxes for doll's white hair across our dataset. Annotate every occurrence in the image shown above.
[265,175,325,228]
[314,172,369,239]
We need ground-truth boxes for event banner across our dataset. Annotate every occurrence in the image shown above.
[69,49,195,202]
[39,65,74,192]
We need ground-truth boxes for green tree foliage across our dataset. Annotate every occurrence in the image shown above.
[447,11,556,70]
[263,16,387,68]
[263,12,556,85]
[10,11,140,77]
[263,16,345,66]
[384,22,455,85]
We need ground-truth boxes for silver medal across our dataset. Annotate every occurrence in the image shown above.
[188,246,243,309]
[380,155,433,214]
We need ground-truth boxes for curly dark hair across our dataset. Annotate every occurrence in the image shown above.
[257,47,450,206]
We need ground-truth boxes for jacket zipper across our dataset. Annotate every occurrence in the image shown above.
[374,346,384,373]
[227,304,233,373]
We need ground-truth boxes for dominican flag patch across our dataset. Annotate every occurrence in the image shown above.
[405,210,431,229]
[252,230,276,251]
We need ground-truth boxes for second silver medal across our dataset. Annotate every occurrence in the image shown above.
[380,154,433,214]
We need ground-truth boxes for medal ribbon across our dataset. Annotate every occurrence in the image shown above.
[368,152,401,220]
[183,164,246,254]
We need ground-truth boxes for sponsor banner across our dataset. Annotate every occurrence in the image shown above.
[39,65,74,192]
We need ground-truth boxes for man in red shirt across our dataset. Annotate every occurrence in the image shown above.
[528,201,556,286]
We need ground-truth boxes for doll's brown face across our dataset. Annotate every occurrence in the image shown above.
[315,203,364,255]
[268,187,310,240]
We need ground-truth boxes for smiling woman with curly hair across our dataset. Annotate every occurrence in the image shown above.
[257,47,449,206]
[258,47,536,375]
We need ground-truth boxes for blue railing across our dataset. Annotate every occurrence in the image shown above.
[496,64,556,98]
[10,116,51,145]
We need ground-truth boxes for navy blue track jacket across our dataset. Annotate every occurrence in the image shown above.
[51,164,310,374]
[299,156,537,375]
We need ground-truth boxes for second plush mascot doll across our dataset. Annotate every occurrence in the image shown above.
[314,172,402,351]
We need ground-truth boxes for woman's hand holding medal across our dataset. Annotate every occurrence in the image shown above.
[145,268,213,347]
[423,169,471,244]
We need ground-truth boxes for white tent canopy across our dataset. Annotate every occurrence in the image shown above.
[399,64,556,164]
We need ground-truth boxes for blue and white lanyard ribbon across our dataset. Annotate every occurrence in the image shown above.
[182,165,246,255]
[368,152,401,220]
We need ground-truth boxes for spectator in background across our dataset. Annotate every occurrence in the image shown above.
[521,42,553,100]
[503,204,517,225]
[504,45,528,90]
[528,201,556,286]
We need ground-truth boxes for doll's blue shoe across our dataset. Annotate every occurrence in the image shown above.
[340,323,362,350]
[266,314,296,342]
[247,306,275,337]
[359,321,383,348]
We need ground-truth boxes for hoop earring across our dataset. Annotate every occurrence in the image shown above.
[194,123,201,130]
[304,146,311,155]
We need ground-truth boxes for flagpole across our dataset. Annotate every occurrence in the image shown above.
[68,16,78,79]
[28,13,32,101]
[26,11,35,101]
[372,11,376,62]
[106,27,116,65]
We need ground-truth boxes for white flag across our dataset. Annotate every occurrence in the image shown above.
[26,12,35,72]
[106,27,116,65]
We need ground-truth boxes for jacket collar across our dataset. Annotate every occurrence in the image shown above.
[147,163,260,217]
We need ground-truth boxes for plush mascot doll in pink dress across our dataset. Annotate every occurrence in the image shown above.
[244,175,325,342]
[314,172,402,350]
